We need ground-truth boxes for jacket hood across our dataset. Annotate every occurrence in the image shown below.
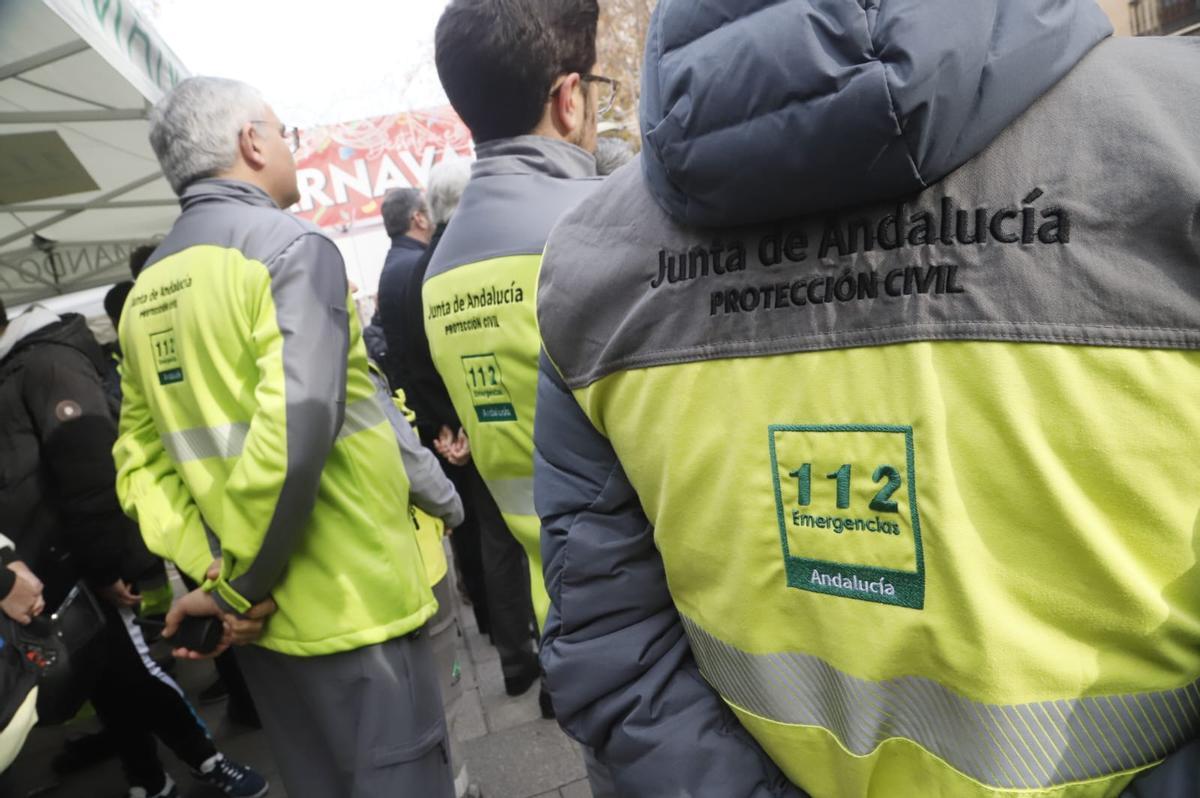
[639,0,1111,228]
[0,305,59,362]
[0,312,105,374]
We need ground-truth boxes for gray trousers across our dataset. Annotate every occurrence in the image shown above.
[239,630,454,798]
[430,577,469,796]
[466,467,538,682]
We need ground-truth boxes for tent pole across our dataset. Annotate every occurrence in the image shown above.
[0,40,89,82]
[0,172,163,250]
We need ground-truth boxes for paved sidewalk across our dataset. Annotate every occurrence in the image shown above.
[454,587,592,798]
[3,572,592,798]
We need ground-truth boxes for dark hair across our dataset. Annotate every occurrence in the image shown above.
[436,0,599,143]
[104,281,135,329]
[129,244,157,279]
[381,189,427,239]
[0,295,6,327]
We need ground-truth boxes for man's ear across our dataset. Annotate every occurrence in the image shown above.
[550,72,583,138]
[238,124,267,170]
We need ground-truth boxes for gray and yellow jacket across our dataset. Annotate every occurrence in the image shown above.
[114,179,436,656]
[423,137,599,628]
[536,2,1200,796]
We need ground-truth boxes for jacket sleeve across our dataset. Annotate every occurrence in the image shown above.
[0,534,15,600]
[534,354,805,798]
[207,232,351,614]
[369,370,465,529]
[362,318,389,369]
[114,357,215,585]
[23,352,134,588]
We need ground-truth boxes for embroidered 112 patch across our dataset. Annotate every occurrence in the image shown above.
[769,424,925,610]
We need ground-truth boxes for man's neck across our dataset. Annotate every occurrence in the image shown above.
[530,119,572,145]
[216,168,280,208]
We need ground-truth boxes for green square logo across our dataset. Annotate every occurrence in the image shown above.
[150,329,184,386]
[461,353,517,423]
[768,425,925,609]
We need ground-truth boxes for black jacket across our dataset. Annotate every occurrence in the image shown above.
[0,313,156,607]
[375,234,428,385]
[379,227,461,439]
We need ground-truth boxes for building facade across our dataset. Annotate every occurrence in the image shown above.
[1124,0,1200,36]
[1097,0,1133,36]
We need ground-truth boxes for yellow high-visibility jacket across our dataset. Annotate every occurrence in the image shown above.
[114,179,435,657]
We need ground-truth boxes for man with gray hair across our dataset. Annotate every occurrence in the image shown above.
[114,76,454,798]
[593,135,634,177]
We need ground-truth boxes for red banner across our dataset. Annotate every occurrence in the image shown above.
[293,106,474,230]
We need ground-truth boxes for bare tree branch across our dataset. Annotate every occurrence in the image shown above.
[596,0,659,149]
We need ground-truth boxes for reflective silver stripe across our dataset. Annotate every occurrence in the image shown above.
[681,616,1200,790]
[483,477,535,516]
[163,397,384,463]
[336,396,387,440]
[163,422,248,463]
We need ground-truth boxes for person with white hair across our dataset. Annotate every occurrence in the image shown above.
[113,76,454,797]
[593,135,634,177]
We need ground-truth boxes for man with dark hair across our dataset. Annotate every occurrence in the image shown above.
[104,281,135,332]
[381,188,432,246]
[435,0,602,144]
[424,0,605,714]
[371,188,434,382]
[534,1,1200,796]
[128,244,157,280]
[379,160,497,641]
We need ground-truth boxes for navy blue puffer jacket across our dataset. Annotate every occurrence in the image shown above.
[639,0,1112,228]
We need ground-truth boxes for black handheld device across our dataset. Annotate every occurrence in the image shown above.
[135,615,224,654]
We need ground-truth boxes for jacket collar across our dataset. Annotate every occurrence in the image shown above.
[179,179,279,213]
[389,234,427,251]
[472,136,597,181]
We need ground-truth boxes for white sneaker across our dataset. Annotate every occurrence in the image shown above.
[128,773,178,798]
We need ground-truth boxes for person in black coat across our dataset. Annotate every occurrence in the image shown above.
[0,298,265,798]
[367,188,434,379]
[378,162,545,699]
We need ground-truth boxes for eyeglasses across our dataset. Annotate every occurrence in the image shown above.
[551,73,621,117]
[582,74,620,116]
[249,120,301,154]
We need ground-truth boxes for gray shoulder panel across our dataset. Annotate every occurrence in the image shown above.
[226,233,350,607]
[142,199,327,277]
[541,38,1200,390]
[425,173,601,281]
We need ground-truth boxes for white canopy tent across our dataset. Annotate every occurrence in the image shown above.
[0,0,188,314]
